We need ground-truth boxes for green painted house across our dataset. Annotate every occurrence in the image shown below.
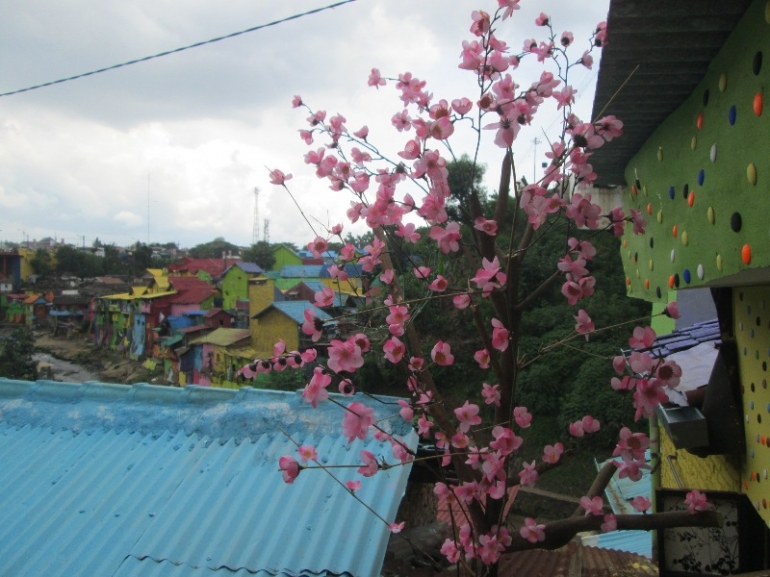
[220,261,263,311]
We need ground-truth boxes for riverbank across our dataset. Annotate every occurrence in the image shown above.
[33,330,163,384]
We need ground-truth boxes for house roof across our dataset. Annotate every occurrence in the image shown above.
[167,258,240,278]
[53,294,89,306]
[253,301,332,324]
[232,261,263,274]
[167,276,213,291]
[0,380,417,577]
[280,265,325,278]
[169,286,217,305]
[188,327,250,347]
[590,0,754,187]
[320,263,363,279]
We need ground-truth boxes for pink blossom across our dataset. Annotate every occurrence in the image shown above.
[298,129,313,144]
[664,301,681,319]
[300,349,317,364]
[580,50,594,69]
[630,208,647,235]
[391,109,412,132]
[395,222,420,243]
[314,287,335,308]
[297,444,318,463]
[513,406,532,428]
[302,367,331,407]
[454,400,482,433]
[543,442,564,464]
[388,521,405,533]
[358,449,379,477]
[490,426,522,455]
[413,266,432,280]
[474,217,498,236]
[327,338,364,374]
[574,309,595,339]
[368,68,386,88]
[656,360,683,388]
[269,169,292,185]
[397,400,414,422]
[633,378,668,421]
[580,495,604,516]
[535,12,550,26]
[301,309,323,342]
[628,351,654,374]
[474,349,491,370]
[279,455,300,484]
[430,221,462,253]
[614,427,650,461]
[684,490,714,514]
[291,95,303,108]
[452,97,473,115]
[353,125,369,139]
[383,337,406,364]
[451,431,469,449]
[470,10,491,36]
[520,518,546,543]
[612,356,627,374]
[481,382,501,406]
[440,539,461,563]
[569,420,585,438]
[346,480,361,492]
[630,496,651,513]
[614,453,651,482]
[497,0,521,20]
[581,415,600,434]
[560,31,574,47]
[471,256,507,297]
[518,460,539,487]
[379,269,394,285]
[601,514,617,532]
[454,294,472,309]
[343,402,376,443]
[338,379,355,396]
[629,326,656,350]
[491,318,510,351]
[431,340,455,366]
[428,275,448,292]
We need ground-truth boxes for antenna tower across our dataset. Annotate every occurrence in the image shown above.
[252,187,260,245]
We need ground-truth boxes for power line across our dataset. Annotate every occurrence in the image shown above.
[0,0,357,98]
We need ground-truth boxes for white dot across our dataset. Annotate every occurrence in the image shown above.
[670,249,676,262]
[710,143,717,162]
[697,264,704,279]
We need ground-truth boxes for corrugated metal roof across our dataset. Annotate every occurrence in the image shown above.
[0,380,417,577]
[590,0,754,187]
[188,327,250,347]
[254,301,332,324]
[280,265,325,278]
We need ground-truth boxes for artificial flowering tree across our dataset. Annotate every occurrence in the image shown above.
[246,1,722,574]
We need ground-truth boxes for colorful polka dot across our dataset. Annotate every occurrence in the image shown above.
[707,206,715,224]
[683,269,691,284]
[743,244,753,265]
[755,92,764,116]
[696,112,704,129]
[710,143,717,162]
[668,186,675,200]
[697,264,705,279]
[729,105,737,125]
[748,163,757,185]
[719,73,728,92]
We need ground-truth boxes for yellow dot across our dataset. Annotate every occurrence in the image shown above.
[649,260,654,271]
[691,136,697,150]
[719,73,728,92]
[636,269,640,279]
[643,185,648,196]
[717,254,723,270]
[657,210,663,224]
[627,250,632,258]
[657,147,663,162]
[748,163,758,185]
[682,231,689,246]
[707,206,715,224]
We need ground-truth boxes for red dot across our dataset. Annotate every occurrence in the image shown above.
[632,185,638,195]
[647,203,652,215]
[668,275,676,289]
[688,191,695,207]
[672,225,678,238]
[755,92,763,116]
[743,244,753,265]
[644,279,650,290]
[696,112,704,129]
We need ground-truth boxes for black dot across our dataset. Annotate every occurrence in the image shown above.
[764,361,768,372]
[674,274,680,288]
[634,252,638,263]
[758,317,762,327]
[656,287,662,298]
[635,178,641,190]
[731,212,743,232]
[752,382,757,392]
[703,89,710,106]
[683,183,689,199]
[754,51,763,75]
[740,292,744,301]
[759,414,763,424]
[649,237,654,249]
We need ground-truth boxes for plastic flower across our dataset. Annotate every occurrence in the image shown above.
[454,401,482,433]
[279,455,300,484]
[343,402,375,442]
[684,490,714,514]
[269,168,292,185]
[580,495,604,516]
[519,518,546,543]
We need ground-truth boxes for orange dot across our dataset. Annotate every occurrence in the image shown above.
[687,191,695,207]
[764,499,768,509]
[631,185,638,195]
[672,224,678,238]
[696,112,704,129]
[762,435,767,444]
[644,278,650,290]
[743,244,752,265]
[626,276,631,286]
[668,275,675,289]
[623,240,628,248]
[646,203,652,215]
[755,92,763,116]
[745,480,750,490]
[752,471,757,481]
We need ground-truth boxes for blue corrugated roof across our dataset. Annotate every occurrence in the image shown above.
[258,301,332,324]
[0,380,417,577]
[234,261,263,274]
[280,265,324,278]
[320,264,362,278]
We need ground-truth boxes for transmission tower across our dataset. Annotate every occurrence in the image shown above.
[263,219,270,244]
[252,187,260,245]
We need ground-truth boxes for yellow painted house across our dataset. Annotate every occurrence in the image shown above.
[593,0,770,572]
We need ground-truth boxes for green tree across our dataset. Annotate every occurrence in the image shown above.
[30,248,53,277]
[446,154,487,226]
[0,326,38,381]
[189,237,241,258]
[241,241,276,270]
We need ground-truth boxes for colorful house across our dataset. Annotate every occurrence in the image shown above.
[0,379,417,577]
[251,301,331,358]
[167,257,240,282]
[219,261,263,311]
[168,285,218,317]
[184,328,251,387]
[271,244,303,271]
[592,0,770,572]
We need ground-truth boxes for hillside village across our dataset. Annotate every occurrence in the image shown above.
[0,242,364,388]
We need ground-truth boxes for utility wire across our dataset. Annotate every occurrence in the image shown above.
[0,0,357,98]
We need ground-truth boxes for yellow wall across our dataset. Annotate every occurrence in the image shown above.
[659,429,741,492]
[734,284,770,520]
[18,248,35,281]
[253,309,298,358]
[248,276,275,347]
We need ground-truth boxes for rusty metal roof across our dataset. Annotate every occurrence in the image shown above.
[590,0,753,187]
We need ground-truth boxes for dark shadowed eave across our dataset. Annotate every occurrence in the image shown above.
[590,0,753,187]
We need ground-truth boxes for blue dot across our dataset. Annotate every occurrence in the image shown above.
[751,400,756,410]
[752,449,756,458]
[669,186,675,199]
[698,169,705,186]
[729,105,737,125]
[766,403,770,412]
[683,269,691,284]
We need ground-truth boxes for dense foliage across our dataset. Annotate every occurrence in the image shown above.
[0,326,37,381]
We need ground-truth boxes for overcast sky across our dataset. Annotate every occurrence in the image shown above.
[0,0,609,250]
